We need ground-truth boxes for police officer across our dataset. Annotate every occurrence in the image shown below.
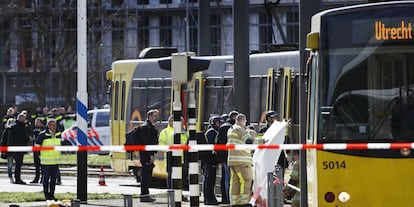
[30,107,44,126]
[258,110,278,136]
[48,108,64,132]
[216,111,238,204]
[202,116,223,205]
[227,114,255,206]
[30,117,45,184]
[35,119,62,201]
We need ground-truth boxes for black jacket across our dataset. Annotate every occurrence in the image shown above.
[215,120,234,163]
[135,120,158,157]
[7,121,29,147]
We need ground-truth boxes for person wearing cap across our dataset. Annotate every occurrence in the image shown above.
[258,110,279,137]
[202,116,223,205]
[215,110,239,204]
[7,113,30,184]
[258,110,289,176]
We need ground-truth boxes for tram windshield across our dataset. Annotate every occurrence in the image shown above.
[317,7,414,143]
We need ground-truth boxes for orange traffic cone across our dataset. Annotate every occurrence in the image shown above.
[98,165,107,186]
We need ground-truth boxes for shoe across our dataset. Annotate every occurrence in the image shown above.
[30,180,39,184]
[9,178,14,183]
[56,181,62,185]
[221,200,230,204]
[140,196,156,202]
[14,180,26,185]
[182,196,189,202]
[205,200,219,205]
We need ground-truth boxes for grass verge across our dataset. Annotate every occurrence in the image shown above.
[0,153,111,166]
[0,192,128,203]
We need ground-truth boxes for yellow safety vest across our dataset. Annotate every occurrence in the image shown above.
[40,131,62,165]
[159,126,188,162]
[159,126,188,145]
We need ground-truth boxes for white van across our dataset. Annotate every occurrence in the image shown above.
[87,108,111,146]
[62,108,111,147]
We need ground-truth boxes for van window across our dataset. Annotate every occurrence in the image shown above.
[88,113,93,126]
[96,111,110,127]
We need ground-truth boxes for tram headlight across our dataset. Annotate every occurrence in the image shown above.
[338,192,350,203]
[324,192,335,203]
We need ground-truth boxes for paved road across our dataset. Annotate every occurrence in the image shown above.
[0,164,292,207]
[0,173,220,207]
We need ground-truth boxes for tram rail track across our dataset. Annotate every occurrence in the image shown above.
[0,163,130,177]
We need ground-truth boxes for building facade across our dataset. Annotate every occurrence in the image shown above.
[0,0,364,110]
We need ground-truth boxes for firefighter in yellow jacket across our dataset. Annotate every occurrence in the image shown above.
[227,113,256,206]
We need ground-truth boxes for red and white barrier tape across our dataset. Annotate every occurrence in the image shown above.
[1,143,414,152]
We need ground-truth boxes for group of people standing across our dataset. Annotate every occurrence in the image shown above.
[131,108,285,207]
[0,106,71,202]
[203,111,262,207]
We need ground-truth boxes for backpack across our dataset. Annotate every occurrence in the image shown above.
[125,127,140,147]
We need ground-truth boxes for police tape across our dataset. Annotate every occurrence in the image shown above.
[1,143,414,152]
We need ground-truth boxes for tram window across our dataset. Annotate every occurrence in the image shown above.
[114,81,119,121]
[121,81,126,120]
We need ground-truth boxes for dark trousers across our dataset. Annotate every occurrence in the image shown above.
[32,152,41,182]
[12,153,24,182]
[220,162,230,203]
[42,164,59,200]
[140,153,154,195]
[203,163,217,202]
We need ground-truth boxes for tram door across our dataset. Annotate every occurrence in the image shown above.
[266,67,293,121]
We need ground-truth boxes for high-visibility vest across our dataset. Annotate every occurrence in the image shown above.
[159,126,188,145]
[40,131,62,165]
[159,125,188,163]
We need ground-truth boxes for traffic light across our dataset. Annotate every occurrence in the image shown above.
[158,52,211,82]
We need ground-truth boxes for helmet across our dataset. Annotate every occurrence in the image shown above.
[220,113,229,121]
[265,110,278,119]
[228,111,239,119]
[210,116,223,125]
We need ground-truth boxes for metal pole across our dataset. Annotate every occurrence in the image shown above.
[72,199,80,207]
[185,0,190,51]
[274,165,284,207]
[172,83,183,207]
[267,172,275,207]
[76,0,88,202]
[187,80,199,206]
[168,189,176,207]
[233,1,250,116]
[2,73,6,105]
[198,0,211,56]
[123,194,133,207]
